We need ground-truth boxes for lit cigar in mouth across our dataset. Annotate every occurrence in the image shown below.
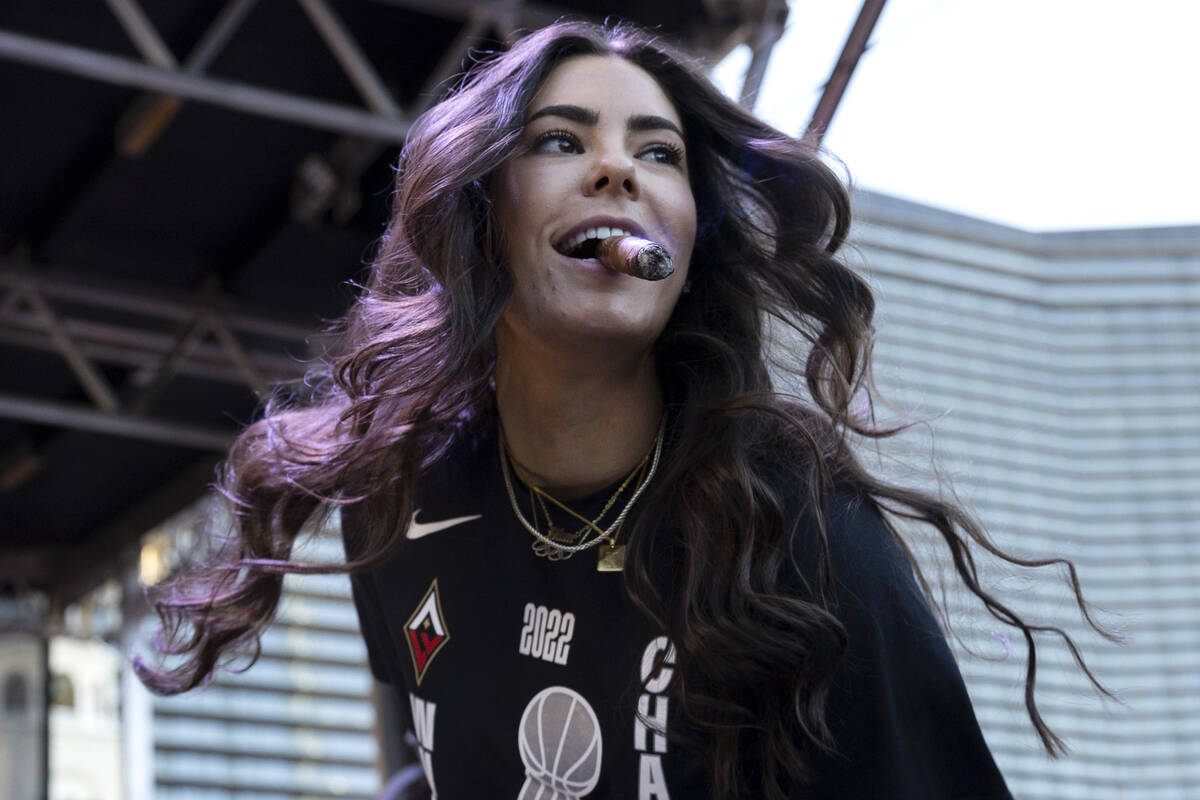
[595,236,674,281]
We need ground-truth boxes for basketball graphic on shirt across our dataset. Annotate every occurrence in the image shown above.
[517,686,603,798]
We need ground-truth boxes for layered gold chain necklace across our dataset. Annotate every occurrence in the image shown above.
[499,417,665,572]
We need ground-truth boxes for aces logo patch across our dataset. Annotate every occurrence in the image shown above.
[405,579,450,685]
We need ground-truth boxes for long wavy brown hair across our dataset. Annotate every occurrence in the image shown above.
[137,20,1117,799]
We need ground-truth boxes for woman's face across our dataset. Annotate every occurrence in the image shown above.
[492,55,697,356]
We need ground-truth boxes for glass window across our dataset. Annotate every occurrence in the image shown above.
[3,671,28,714]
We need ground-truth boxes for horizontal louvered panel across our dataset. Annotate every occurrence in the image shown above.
[154,752,377,796]
[281,571,359,599]
[156,789,371,800]
[198,655,372,698]
[274,593,362,631]
[877,328,1200,381]
[866,273,1199,330]
[859,224,1200,285]
[863,247,1197,307]
[878,302,1198,353]
[153,681,374,732]
[258,624,370,666]
[849,202,1198,800]
[155,716,375,763]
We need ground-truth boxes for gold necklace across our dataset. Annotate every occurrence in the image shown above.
[499,417,665,568]
[527,453,649,544]
[530,458,648,567]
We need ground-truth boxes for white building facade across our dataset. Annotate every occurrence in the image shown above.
[48,637,122,800]
[846,190,1198,799]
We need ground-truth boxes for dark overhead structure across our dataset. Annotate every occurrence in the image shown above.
[0,0,796,609]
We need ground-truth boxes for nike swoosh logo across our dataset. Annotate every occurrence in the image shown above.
[406,511,483,540]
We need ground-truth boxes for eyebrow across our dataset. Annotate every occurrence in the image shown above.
[526,104,684,139]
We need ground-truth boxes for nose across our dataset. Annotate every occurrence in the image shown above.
[583,152,639,200]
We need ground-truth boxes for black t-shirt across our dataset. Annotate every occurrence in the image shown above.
[344,422,1012,799]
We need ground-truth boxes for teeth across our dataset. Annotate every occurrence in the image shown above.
[560,226,634,254]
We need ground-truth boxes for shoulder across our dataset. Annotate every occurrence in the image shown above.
[784,487,1012,798]
[785,484,924,605]
[784,484,952,678]
[823,489,932,626]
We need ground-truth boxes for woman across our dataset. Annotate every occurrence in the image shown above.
[138,20,1114,799]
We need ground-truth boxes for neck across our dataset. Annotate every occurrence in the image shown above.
[494,328,664,500]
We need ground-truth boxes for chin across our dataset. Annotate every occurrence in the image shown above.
[570,311,668,348]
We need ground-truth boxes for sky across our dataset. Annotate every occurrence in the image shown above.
[710,0,1200,232]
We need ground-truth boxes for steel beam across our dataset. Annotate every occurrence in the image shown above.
[0,393,235,451]
[0,266,315,435]
[105,0,178,69]
[126,316,209,415]
[289,10,494,224]
[207,315,270,398]
[413,10,492,114]
[298,0,403,119]
[0,313,303,386]
[804,0,889,146]
[739,0,788,110]
[367,0,566,31]
[0,263,315,343]
[187,0,260,73]
[117,0,260,155]
[18,284,121,413]
[0,28,411,144]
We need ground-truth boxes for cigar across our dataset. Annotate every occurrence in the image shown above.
[595,236,674,281]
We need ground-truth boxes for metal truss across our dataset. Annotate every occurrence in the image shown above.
[0,0,790,452]
[0,262,318,452]
[0,0,890,457]
[0,0,786,149]
[804,0,888,145]
[736,0,789,109]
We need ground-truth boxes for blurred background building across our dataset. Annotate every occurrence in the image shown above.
[48,636,123,800]
[1,604,47,800]
[845,191,1198,798]
[1,1,1196,799]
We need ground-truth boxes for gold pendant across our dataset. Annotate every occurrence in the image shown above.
[597,544,625,572]
[546,524,577,545]
[533,539,572,561]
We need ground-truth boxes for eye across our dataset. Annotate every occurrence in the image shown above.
[639,142,685,167]
[532,129,582,154]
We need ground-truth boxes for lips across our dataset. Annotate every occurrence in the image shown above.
[552,216,647,255]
